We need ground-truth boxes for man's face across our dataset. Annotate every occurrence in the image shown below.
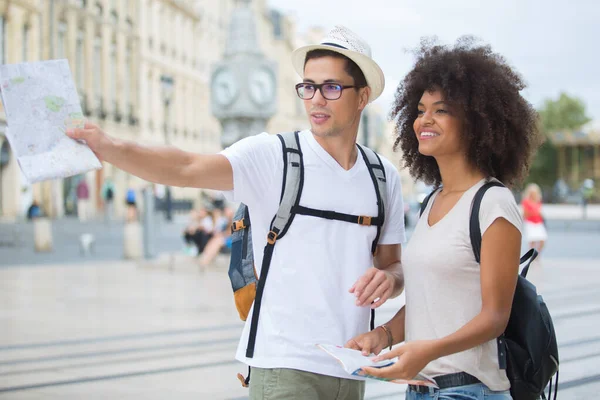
[302,56,368,138]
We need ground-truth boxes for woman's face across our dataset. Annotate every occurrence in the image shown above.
[413,89,464,158]
[529,189,541,202]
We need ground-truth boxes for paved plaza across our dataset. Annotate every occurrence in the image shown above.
[0,213,599,399]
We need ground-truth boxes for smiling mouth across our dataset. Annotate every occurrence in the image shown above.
[420,132,439,138]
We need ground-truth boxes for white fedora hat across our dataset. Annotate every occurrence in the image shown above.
[291,25,385,103]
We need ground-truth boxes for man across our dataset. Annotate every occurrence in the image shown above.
[102,178,115,223]
[67,25,406,400]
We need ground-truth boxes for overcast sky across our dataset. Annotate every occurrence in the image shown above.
[267,0,599,125]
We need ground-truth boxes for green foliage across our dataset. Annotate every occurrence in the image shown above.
[538,93,591,132]
[526,93,591,189]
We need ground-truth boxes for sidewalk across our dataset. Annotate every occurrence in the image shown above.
[1,256,599,399]
[542,204,600,220]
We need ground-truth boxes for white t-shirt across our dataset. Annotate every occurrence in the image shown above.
[403,179,522,391]
[221,130,406,379]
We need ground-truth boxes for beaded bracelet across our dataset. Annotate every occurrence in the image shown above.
[378,324,394,351]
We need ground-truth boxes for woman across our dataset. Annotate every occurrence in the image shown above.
[346,38,541,399]
[521,183,548,253]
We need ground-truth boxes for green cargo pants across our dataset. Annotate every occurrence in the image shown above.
[249,367,365,400]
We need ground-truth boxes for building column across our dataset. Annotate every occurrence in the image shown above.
[571,146,579,186]
[29,12,41,62]
[557,146,566,179]
[84,16,95,109]
[116,30,126,122]
[7,6,24,63]
[592,144,600,181]
[130,35,140,131]
[66,8,78,71]
[101,23,111,117]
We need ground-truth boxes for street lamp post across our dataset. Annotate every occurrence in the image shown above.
[160,75,174,222]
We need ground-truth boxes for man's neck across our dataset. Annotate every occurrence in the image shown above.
[312,128,360,171]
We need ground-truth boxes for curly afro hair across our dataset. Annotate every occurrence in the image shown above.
[391,37,542,188]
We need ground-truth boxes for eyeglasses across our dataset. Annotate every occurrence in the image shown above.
[295,82,357,100]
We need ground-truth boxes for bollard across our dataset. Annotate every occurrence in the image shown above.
[123,221,143,259]
[142,188,155,259]
[33,217,53,252]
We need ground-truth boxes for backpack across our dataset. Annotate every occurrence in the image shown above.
[228,131,388,385]
[420,181,559,400]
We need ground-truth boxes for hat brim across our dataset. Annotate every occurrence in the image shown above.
[291,44,385,103]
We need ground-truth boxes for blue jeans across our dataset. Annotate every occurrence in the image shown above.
[406,383,512,400]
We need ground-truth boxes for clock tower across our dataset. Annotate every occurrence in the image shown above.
[211,0,278,148]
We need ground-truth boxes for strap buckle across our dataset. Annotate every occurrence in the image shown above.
[358,216,372,226]
[232,219,246,232]
[267,231,278,245]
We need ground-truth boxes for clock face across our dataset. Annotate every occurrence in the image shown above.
[212,68,238,106]
[248,67,276,105]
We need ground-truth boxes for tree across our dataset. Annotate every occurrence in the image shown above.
[526,93,591,188]
[539,93,591,133]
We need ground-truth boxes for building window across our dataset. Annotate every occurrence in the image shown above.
[110,41,116,114]
[22,25,30,61]
[57,22,67,58]
[0,16,5,64]
[270,10,283,39]
[76,29,85,89]
[124,45,131,115]
[93,35,102,109]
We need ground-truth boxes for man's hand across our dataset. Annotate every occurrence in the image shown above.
[349,267,395,308]
[66,122,114,161]
[361,340,437,381]
[345,327,389,356]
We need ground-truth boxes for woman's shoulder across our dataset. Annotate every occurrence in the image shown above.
[480,181,518,207]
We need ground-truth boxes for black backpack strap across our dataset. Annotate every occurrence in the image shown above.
[246,131,303,358]
[468,181,507,369]
[357,144,387,255]
[468,180,537,370]
[469,181,504,263]
[293,206,383,226]
[419,188,440,217]
[357,145,387,331]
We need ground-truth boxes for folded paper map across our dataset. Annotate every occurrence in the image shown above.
[317,343,438,387]
[0,59,102,183]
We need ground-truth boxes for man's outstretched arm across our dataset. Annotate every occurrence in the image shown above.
[67,122,233,190]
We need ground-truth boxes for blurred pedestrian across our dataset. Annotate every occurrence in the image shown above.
[102,178,115,223]
[198,206,234,267]
[26,200,43,220]
[581,178,595,219]
[522,183,548,254]
[182,207,214,256]
[76,178,90,222]
[125,187,137,222]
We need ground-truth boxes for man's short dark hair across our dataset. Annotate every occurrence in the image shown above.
[304,49,368,88]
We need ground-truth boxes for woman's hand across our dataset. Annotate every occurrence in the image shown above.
[361,340,437,380]
[345,327,389,356]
